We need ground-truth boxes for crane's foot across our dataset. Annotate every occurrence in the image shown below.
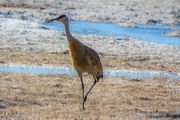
[82,96,87,110]
[82,104,86,110]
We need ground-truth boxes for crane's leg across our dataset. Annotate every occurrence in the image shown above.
[83,75,97,105]
[78,72,85,109]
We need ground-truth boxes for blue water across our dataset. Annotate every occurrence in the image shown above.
[0,65,179,80]
[40,21,180,46]
[0,65,75,75]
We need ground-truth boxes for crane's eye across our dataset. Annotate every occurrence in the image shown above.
[59,15,66,19]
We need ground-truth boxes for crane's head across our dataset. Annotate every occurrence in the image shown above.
[48,14,68,23]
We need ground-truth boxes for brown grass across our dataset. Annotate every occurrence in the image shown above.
[0,3,38,9]
[0,73,179,119]
[0,51,180,73]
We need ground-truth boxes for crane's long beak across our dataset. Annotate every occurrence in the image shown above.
[46,17,59,22]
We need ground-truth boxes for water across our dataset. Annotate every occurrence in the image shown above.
[0,65,179,80]
[0,65,76,75]
[40,21,180,46]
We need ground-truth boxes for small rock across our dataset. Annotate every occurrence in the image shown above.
[63,50,69,54]
[49,12,57,16]
[5,78,11,81]
[20,15,28,20]
[7,10,12,15]
[0,61,5,64]
[147,19,161,24]
[40,26,50,30]
[53,83,60,88]
[40,7,45,10]
[0,104,6,109]
[134,14,138,17]
[126,7,135,11]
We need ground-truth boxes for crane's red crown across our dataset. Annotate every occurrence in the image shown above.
[57,14,66,19]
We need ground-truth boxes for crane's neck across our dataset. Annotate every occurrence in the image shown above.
[63,20,73,41]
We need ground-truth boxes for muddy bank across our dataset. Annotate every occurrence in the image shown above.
[0,50,180,73]
[0,64,179,80]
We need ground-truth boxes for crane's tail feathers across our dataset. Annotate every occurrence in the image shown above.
[96,74,103,82]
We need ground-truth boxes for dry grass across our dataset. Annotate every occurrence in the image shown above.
[0,51,180,73]
[0,3,38,9]
[0,73,179,119]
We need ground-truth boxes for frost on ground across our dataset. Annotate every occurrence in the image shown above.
[0,18,180,72]
[0,0,179,26]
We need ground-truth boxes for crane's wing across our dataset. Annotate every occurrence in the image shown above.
[84,46,103,78]
[70,39,103,81]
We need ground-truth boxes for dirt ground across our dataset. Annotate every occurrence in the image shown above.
[0,73,180,120]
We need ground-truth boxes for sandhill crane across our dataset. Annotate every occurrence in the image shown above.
[48,14,103,110]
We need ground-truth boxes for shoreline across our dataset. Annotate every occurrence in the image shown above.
[0,17,179,73]
[0,63,180,80]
